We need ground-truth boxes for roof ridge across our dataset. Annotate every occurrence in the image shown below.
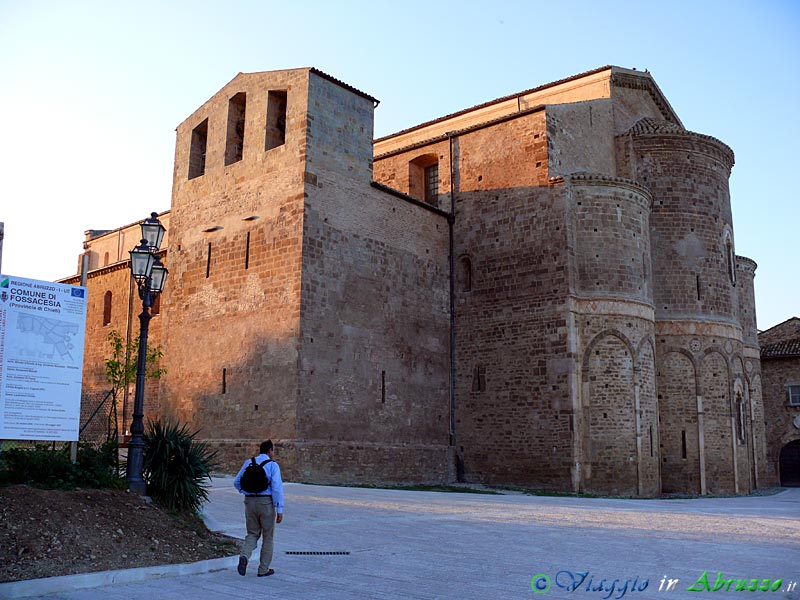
[374,65,615,143]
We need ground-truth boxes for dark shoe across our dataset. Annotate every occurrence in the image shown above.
[257,569,275,577]
[237,556,247,576]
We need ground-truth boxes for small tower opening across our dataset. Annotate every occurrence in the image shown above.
[265,90,287,151]
[189,119,208,179]
[225,92,247,166]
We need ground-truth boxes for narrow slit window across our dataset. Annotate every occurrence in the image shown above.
[103,291,112,326]
[222,368,227,394]
[681,430,687,459]
[459,256,472,292]
[381,370,386,403]
[189,119,208,179]
[725,234,736,286]
[206,243,212,278]
[736,393,745,443]
[245,231,251,269]
[472,365,486,392]
[225,93,246,166]
[265,90,287,151]
[649,425,654,457]
[696,274,702,300]
[642,252,647,282]
[151,294,161,316]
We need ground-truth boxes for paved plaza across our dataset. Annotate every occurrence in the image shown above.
[3,477,799,599]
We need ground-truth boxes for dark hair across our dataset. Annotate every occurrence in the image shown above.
[259,440,274,454]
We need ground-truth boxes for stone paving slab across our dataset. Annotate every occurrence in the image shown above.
[2,478,798,600]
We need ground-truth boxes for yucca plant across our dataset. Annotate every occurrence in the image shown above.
[142,420,218,514]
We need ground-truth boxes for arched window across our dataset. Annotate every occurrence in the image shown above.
[459,255,472,292]
[103,252,109,266]
[735,390,746,443]
[409,153,439,205]
[103,291,112,326]
[151,293,161,316]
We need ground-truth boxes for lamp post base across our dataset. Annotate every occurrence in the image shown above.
[128,479,147,495]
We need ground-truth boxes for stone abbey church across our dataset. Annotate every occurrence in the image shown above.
[68,65,772,496]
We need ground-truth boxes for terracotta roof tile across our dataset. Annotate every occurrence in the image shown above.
[761,338,800,358]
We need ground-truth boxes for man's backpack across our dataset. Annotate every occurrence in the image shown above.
[240,457,271,494]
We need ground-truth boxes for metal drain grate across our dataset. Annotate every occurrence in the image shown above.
[285,551,350,555]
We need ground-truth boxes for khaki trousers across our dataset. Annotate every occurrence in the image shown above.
[240,496,276,574]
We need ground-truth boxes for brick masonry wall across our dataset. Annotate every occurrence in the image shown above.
[306,72,375,184]
[565,174,658,495]
[453,185,571,489]
[373,139,451,211]
[655,328,760,494]
[576,311,658,496]
[628,131,737,322]
[66,260,167,437]
[731,355,753,491]
[584,333,637,493]
[700,351,735,493]
[657,349,700,493]
[65,67,771,495]
[627,125,762,494]
[750,372,772,486]
[296,169,452,483]
[448,108,567,488]
[567,175,652,300]
[736,258,758,347]
[160,70,311,472]
[373,110,564,489]
[547,100,616,177]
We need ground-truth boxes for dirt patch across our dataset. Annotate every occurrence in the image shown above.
[0,485,239,583]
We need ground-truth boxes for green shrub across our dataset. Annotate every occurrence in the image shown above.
[76,439,122,488]
[143,420,218,515]
[0,440,121,489]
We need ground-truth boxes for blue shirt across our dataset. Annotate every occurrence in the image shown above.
[233,453,284,514]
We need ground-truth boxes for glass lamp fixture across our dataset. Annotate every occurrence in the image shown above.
[140,212,166,250]
[129,239,155,281]
[149,256,168,293]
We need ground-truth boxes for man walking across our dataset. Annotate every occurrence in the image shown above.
[233,440,284,577]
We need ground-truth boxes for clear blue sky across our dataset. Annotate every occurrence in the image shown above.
[1,0,797,330]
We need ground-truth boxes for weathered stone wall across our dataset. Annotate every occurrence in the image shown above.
[620,121,759,494]
[547,100,616,177]
[373,139,451,211]
[750,373,771,486]
[63,257,167,437]
[626,129,737,321]
[306,71,375,184]
[567,175,652,299]
[761,356,800,483]
[160,70,311,472]
[736,257,758,347]
[448,112,572,489]
[759,318,800,485]
[658,349,700,493]
[565,175,658,495]
[65,66,768,496]
[374,109,566,488]
[294,73,453,483]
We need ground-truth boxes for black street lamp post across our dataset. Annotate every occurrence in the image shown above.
[126,212,167,494]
